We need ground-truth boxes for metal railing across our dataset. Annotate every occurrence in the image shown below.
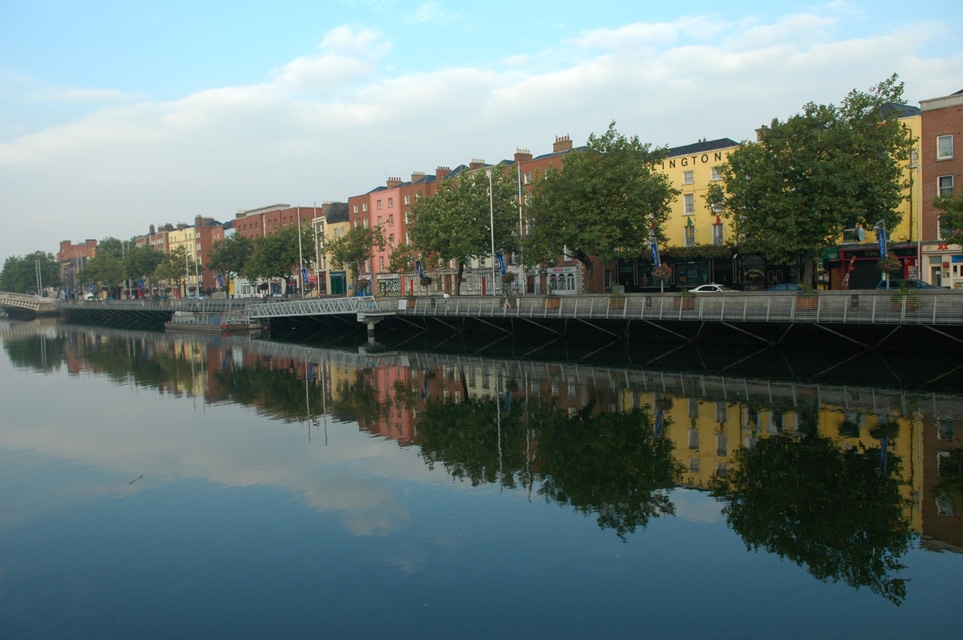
[395,291,963,325]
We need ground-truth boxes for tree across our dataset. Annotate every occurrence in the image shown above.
[123,246,165,293]
[77,253,124,297]
[152,246,196,295]
[326,225,385,294]
[96,237,124,261]
[524,122,678,292]
[206,234,254,290]
[244,225,315,295]
[0,252,61,294]
[934,190,963,242]
[409,166,519,295]
[708,75,915,286]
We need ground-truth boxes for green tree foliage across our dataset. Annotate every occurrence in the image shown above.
[77,253,124,296]
[122,245,165,288]
[326,225,385,282]
[524,122,678,292]
[152,246,196,293]
[206,233,254,286]
[244,224,314,292]
[408,166,519,295]
[96,237,124,261]
[933,189,963,242]
[711,434,912,605]
[0,251,62,294]
[708,75,915,286]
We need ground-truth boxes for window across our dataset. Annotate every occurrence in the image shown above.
[363,219,369,228]
[684,193,694,215]
[388,198,393,208]
[389,234,395,247]
[352,204,358,214]
[937,134,953,160]
[377,200,382,210]
[684,225,695,247]
[712,223,724,245]
[362,203,368,212]
[683,170,694,185]
[404,212,411,224]
[711,166,722,181]
[404,195,410,205]
[712,200,723,213]
[938,175,954,197]
[377,216,382,226]
[388,214,393,226]
[524,172,532,184]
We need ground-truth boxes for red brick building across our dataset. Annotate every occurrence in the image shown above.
[57,239,98,299]
[920,89,963,288]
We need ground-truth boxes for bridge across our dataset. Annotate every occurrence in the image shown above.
[5,290,962,350]
[0,292,57,316]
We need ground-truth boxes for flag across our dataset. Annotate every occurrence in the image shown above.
[416,260,424,278]
[497,253,506,276]
[216,274,224,288]
[302,268,309,284]
[878,231,887,260]
[650,229,661,267]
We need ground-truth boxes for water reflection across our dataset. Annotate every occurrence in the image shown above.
[3,320,962,607]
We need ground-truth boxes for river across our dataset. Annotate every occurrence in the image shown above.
[1,319,961,639]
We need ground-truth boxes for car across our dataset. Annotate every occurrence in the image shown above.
[876,279,940,290]
[768,283,804,292]
[689,283,734,293]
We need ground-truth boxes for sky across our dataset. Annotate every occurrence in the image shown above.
[1,0,961,264]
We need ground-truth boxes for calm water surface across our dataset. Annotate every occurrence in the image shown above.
[1,320,961,639]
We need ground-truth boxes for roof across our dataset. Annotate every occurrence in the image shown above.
[323,202,349,224]
[880,102,920,119]
[666,138,738,158]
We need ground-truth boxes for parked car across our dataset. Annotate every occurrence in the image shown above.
[689,283,734,293]
[768,283,804,292]
[876,279,940,290]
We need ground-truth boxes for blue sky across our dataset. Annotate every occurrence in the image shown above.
[1,0,961,262]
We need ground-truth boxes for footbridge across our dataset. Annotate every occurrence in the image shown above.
[253,290,963,351]
[9,291,963,351]
[0,292,58,316]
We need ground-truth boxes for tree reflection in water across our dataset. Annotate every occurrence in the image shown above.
[711,431,913,605]
[415,390,684,540]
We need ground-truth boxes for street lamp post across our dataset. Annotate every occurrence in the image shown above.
[488,168,496,296]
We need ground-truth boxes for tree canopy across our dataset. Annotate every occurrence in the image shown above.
[244,224,314,291]
[524,122,678,292]
[708,74,915,285]
[326,225,385,273]
[77,252,124,295]
[206,234,254,285]
[0,251,61,294]
[934,189,963,242]
[408,166,519,295]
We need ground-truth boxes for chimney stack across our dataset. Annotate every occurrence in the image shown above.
[436,166,451,179]
[411,171,426,183]
[469,158,486,171]
[514,148,533,164]
[386,176,403,189]
[553,135,573,153]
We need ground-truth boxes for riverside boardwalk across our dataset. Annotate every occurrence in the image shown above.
[6,290,961,351]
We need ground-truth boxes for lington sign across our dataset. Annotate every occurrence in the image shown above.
[661,151,726,170]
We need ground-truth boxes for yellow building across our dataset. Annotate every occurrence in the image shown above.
[659,138,739,250]
[651,107,922,289]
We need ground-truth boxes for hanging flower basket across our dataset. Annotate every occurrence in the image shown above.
[652,264,672,281]
[878,255,901,274]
